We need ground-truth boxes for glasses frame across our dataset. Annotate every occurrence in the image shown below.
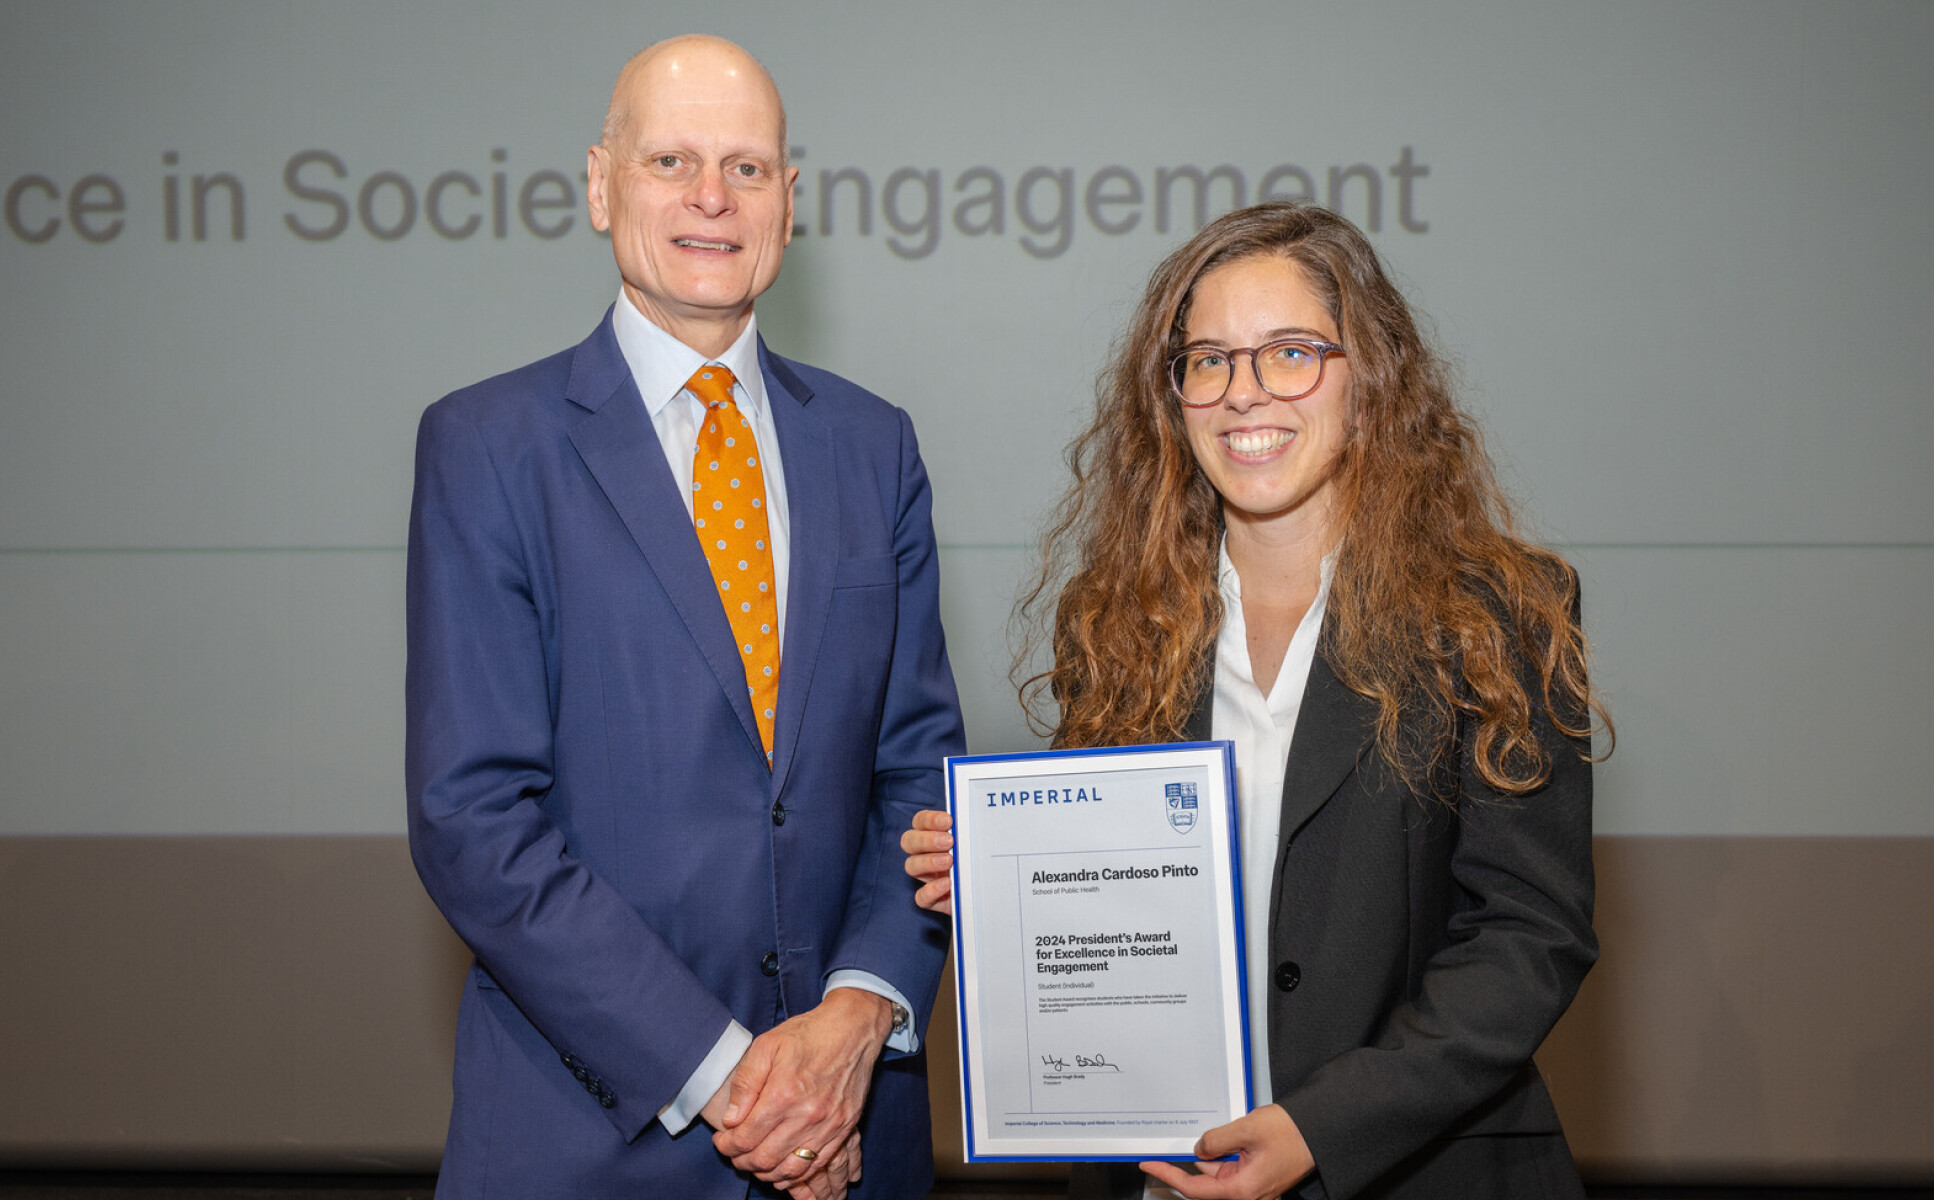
[1166,337,1347,408]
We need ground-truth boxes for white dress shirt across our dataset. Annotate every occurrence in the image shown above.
[1213,540,1334,1108]
[608,295,917,1134]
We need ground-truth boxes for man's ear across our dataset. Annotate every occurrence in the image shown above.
[586,145,612,233]
[781,164,799,246]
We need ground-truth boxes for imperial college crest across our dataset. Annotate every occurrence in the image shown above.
[1164,782,1198,833]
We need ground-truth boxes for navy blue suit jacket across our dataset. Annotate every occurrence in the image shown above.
[406,309,965,1199]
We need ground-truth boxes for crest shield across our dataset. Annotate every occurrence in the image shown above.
[1165,781,1198,833]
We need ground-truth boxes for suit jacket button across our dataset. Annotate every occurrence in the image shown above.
[761,951,780,977]
[599,1093,617,1109]
[1274,961,1301,992]
[771,802,787,826]
[572,1067,589,1082]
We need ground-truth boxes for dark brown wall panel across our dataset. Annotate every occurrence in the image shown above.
[2,836,1929,1180]
[0,837,463,1170]
[1540,837,1934,1182]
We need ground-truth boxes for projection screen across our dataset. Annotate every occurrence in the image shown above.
[2,0,1929,1180]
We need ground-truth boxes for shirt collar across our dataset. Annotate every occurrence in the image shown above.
[610,292,767,418]
[1217,537,1241,598]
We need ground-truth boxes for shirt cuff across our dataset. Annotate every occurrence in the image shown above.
[825,970,919,1053]
[658,1020,753,1135]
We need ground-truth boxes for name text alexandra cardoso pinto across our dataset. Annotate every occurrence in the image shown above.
[1034,929,1181,975]
[1031,863,1198,885]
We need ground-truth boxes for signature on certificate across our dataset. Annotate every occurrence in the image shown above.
[1041,1052,1123,1075]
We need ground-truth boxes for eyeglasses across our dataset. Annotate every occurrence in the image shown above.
[1167,338,1346,407]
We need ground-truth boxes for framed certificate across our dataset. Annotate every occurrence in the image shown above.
[946,742,1252,1161]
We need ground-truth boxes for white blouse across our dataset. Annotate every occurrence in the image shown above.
[1211,540,1335,1108]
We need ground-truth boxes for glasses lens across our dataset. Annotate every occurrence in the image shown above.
[1255,341,1322,400]
[1173,349,1232,405]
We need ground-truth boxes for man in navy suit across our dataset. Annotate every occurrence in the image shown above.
[406,35,964,1200]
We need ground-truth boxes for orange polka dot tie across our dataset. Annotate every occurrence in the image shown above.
[685,364,780,765]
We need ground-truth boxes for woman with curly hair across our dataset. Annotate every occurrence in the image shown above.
[905,202,1609,1200]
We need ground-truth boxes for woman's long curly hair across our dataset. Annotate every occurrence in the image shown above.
[1017,202,1609,795]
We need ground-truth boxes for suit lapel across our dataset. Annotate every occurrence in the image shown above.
[1181,623,1378,840]
[1277,646,1379,839]
[1185,614,1379,958]
[760,343,832,798]
[1183,667,1215,742]
[1267,639,1377,955]
[563,310,764,758]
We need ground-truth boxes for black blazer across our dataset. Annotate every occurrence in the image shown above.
[1180,629,1597,1200]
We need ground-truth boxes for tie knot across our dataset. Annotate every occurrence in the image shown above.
[684,364,740,410]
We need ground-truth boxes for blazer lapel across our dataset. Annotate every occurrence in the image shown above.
[563,310,764,758]
[1180,623,1378,840]
[759,343,833,798]
[1269,642,1376,954]
[1183,667,1216,743]
[1277,646,1379,840]
[1185,617,1379,956]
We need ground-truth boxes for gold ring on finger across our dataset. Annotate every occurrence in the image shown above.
[791,1147,818,1161]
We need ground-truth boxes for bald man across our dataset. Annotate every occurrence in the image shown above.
[406,36,964,1200]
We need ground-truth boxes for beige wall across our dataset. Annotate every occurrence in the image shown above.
[1,835,1929,1182]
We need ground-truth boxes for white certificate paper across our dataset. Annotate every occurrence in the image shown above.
[946,742,1252,1161]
